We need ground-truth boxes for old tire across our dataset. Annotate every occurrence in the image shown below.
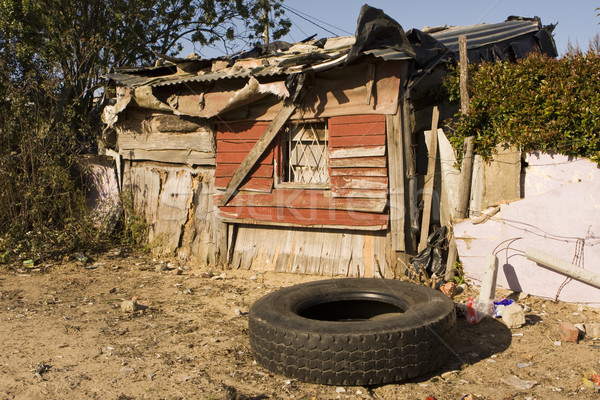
[248,278,456,386]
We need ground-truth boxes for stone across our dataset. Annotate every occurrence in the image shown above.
[558,321,580,343]
[121,300,144,313]
[587,323,600,338]
[335,387,346,393]
[501,303,526,328]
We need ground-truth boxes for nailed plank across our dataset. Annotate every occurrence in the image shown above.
[213,189,387,213]
[330,156,387,168]
[220,102,297,206]
[215,150,274,165]
[418,107,440,253]
[216,121,271,140]
[386,112,405,252]
[215,163,273,178]
[331,188,388,199]
[329,114,387,125]
[219,206,388,226]
[329,134,386,148]
[331,176,388,190]
[220,216,388,231]
[216,140,263,153]
[118,130,214,153]
[120,149,215,166]
[329,145,386,159]
[330,167,387,177]
[214,176,273,192]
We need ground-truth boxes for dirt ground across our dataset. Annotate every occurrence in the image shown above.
[1,250,600,400]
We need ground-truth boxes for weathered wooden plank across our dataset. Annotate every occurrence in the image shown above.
[216,140,263,153]
[213,189,387,213]
[214,176,273,192]
[330,167,387,177]
[331,188,388,199]
[154,114,209,133]
[331,176,388,190]
[120,148,215,166]
[215,150,274,165]
[403,91,418,253]
[220,102,297,206]
[118,130,214,152]
[329,114,387,125]
[329,134,386,148]
[329,145,386,159]
[219,206,388,228]
[418,107,440,253]
[215,163,273,178]
[216,121,270,140]
[330,156,387,168]
[386,112,405,252]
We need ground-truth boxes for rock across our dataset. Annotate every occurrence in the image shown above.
[440,282,457,298]
[173,267,183,275]
[575,323,586,335]
[554,340,562,346]
[441,370,460,380]
[558,321,580,343]
[335,387,346,393]
[501,303,526,328]
[121,300,144,313]
[587,323,600,338]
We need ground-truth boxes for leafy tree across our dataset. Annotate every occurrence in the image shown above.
[0,0,290,263]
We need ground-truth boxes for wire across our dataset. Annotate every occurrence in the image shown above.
[281,5,354,36]
[280,5,340,37]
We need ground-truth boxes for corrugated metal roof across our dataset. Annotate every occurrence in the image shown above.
[431,20,540,51]
[104,18,552,88]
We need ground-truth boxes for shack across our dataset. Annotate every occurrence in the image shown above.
[102,5,557,277]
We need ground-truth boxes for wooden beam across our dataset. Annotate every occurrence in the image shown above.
[386,111,405,252]
[455,135,475,219]
[366,63,376,106]
[220,101,297,206]
[418,106,440,253]
[459,35,470,115]
[402,91,418,253]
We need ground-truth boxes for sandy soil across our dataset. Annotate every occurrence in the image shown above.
[1,250,600,400]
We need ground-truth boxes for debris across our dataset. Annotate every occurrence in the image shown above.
[440,282,457,298]
[582,372,600,391]
[73,252,88,265]
[575,323,586,335]
[554,340,562,346]
[335,387,346,393]
[31,362,51,379]
[492,298,514,318]
[173,267,183,275]
[558,321,580,343]
[22,259,34,268]
[501,375,536,390]
[501,303,526,328]
[466,297,486,324]
[517,362,534,368]
[460,395,474,400]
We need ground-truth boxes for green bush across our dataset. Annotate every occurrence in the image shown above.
[444,52,600,164]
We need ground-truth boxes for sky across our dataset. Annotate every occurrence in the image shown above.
[183,0,600,58]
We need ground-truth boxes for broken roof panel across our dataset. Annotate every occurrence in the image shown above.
[104,7,556,89]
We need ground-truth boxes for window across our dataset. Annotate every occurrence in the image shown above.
[277,120,329,186]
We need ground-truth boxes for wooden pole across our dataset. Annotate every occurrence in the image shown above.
[402,90,418,253]
[459,35,469,115]
[455,136,475,219]
[418,106,439,252]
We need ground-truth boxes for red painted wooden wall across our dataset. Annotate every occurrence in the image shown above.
[213,115,389,229]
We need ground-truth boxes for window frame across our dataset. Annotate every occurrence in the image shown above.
[274,118,330,190]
